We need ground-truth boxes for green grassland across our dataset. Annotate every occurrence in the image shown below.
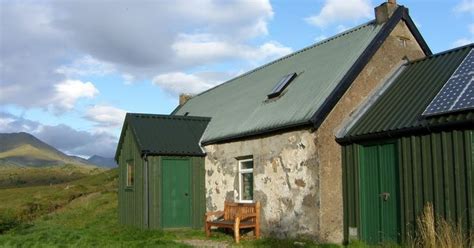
[0,169,360,247]
[0,164,103,189]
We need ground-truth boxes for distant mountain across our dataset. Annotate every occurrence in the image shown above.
[87,155,117,168]
[0,132,96,168]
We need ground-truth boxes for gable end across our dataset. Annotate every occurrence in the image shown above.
[310,6,431,129]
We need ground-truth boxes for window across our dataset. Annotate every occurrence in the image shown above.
[267,72,297,98]
[238,158,253,202]
[126,160,134,187]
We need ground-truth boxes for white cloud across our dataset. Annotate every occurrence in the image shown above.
[51,80,99,113]
[56,55,116,77]
[451,23,474,48]
[452,38,472,47]
[454,0,474,14]
[305,0,372,27]
[336,24,349,33]
[2,0,279,108]
[152,72,219,95]
[84,105,127,128]
[173,33,292,64]
[314,35,328,42]
[121,73,135,85]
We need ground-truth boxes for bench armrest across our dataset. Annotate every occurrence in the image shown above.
[205,211,224,221]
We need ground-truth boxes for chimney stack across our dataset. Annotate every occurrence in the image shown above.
[375,0,398,24]
[179,93,193,106]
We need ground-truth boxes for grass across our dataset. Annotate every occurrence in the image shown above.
[0,169,115,234]
[409,203,473,248]
[0,169,404,247]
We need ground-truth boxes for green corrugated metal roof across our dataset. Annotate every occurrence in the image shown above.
[115,113,210,159]
[343,44,474,140]
[174,20,386,144]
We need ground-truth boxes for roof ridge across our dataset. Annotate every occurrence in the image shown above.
[408,43,473,65]
[188,19,378,100]
[127,112,210,121]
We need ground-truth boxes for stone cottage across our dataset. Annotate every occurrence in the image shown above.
[171,1,431,243]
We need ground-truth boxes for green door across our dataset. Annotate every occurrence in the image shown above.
[359,143,400,244]
[161,158,191,228]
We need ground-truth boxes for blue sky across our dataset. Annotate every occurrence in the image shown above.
[1,0,473,158]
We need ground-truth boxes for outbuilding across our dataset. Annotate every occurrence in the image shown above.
[115,113,210,229]
[337,45,473,244]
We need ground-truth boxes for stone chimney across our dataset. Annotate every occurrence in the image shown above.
[375,0,398,24]
[179,93,193,106]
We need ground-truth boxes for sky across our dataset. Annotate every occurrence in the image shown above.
[0,0,473,158]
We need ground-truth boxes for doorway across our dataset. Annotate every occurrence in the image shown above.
[359,142,400,243]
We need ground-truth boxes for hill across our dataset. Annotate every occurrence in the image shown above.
[0,132,94,167]
[0,164,103,189]
[87,155,117,168]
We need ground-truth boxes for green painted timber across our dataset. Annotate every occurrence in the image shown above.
[118,125,145,228]
[359,143,400,243]
[359,144,381,243]
[117,125,206,229]
[343,129,474,244]
[162,158,191,228]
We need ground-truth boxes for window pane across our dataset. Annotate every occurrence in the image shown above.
[241,160,253,170]
[127,163,134,186]
[241,172,253,201]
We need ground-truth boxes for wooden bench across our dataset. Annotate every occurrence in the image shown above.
[204,201,260,243]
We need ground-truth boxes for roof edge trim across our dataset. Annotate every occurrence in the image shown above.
[402,7,432,56]
[201,120,312,146]
[336,120,473,144]
[408,43,473,65]
[114,114,143,162]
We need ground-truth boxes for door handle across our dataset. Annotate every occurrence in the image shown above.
[380,192,390,201]
[184,193,189,196]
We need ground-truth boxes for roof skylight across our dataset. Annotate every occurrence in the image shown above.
[267,72,297,98]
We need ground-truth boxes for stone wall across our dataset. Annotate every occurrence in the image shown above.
[204,129,321,238]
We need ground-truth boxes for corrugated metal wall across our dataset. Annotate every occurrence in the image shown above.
[118,127,206,229]
[342,129,473,243]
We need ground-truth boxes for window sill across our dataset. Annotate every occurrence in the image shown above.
[237,200,254,204]
[125,187,134,192]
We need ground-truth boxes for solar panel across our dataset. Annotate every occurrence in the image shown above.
[422,49,474,116]
[267,73,297,98]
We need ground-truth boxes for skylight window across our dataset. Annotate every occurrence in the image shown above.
[267,72,297,98]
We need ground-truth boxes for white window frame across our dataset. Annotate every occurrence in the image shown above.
[238,158,254,203]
